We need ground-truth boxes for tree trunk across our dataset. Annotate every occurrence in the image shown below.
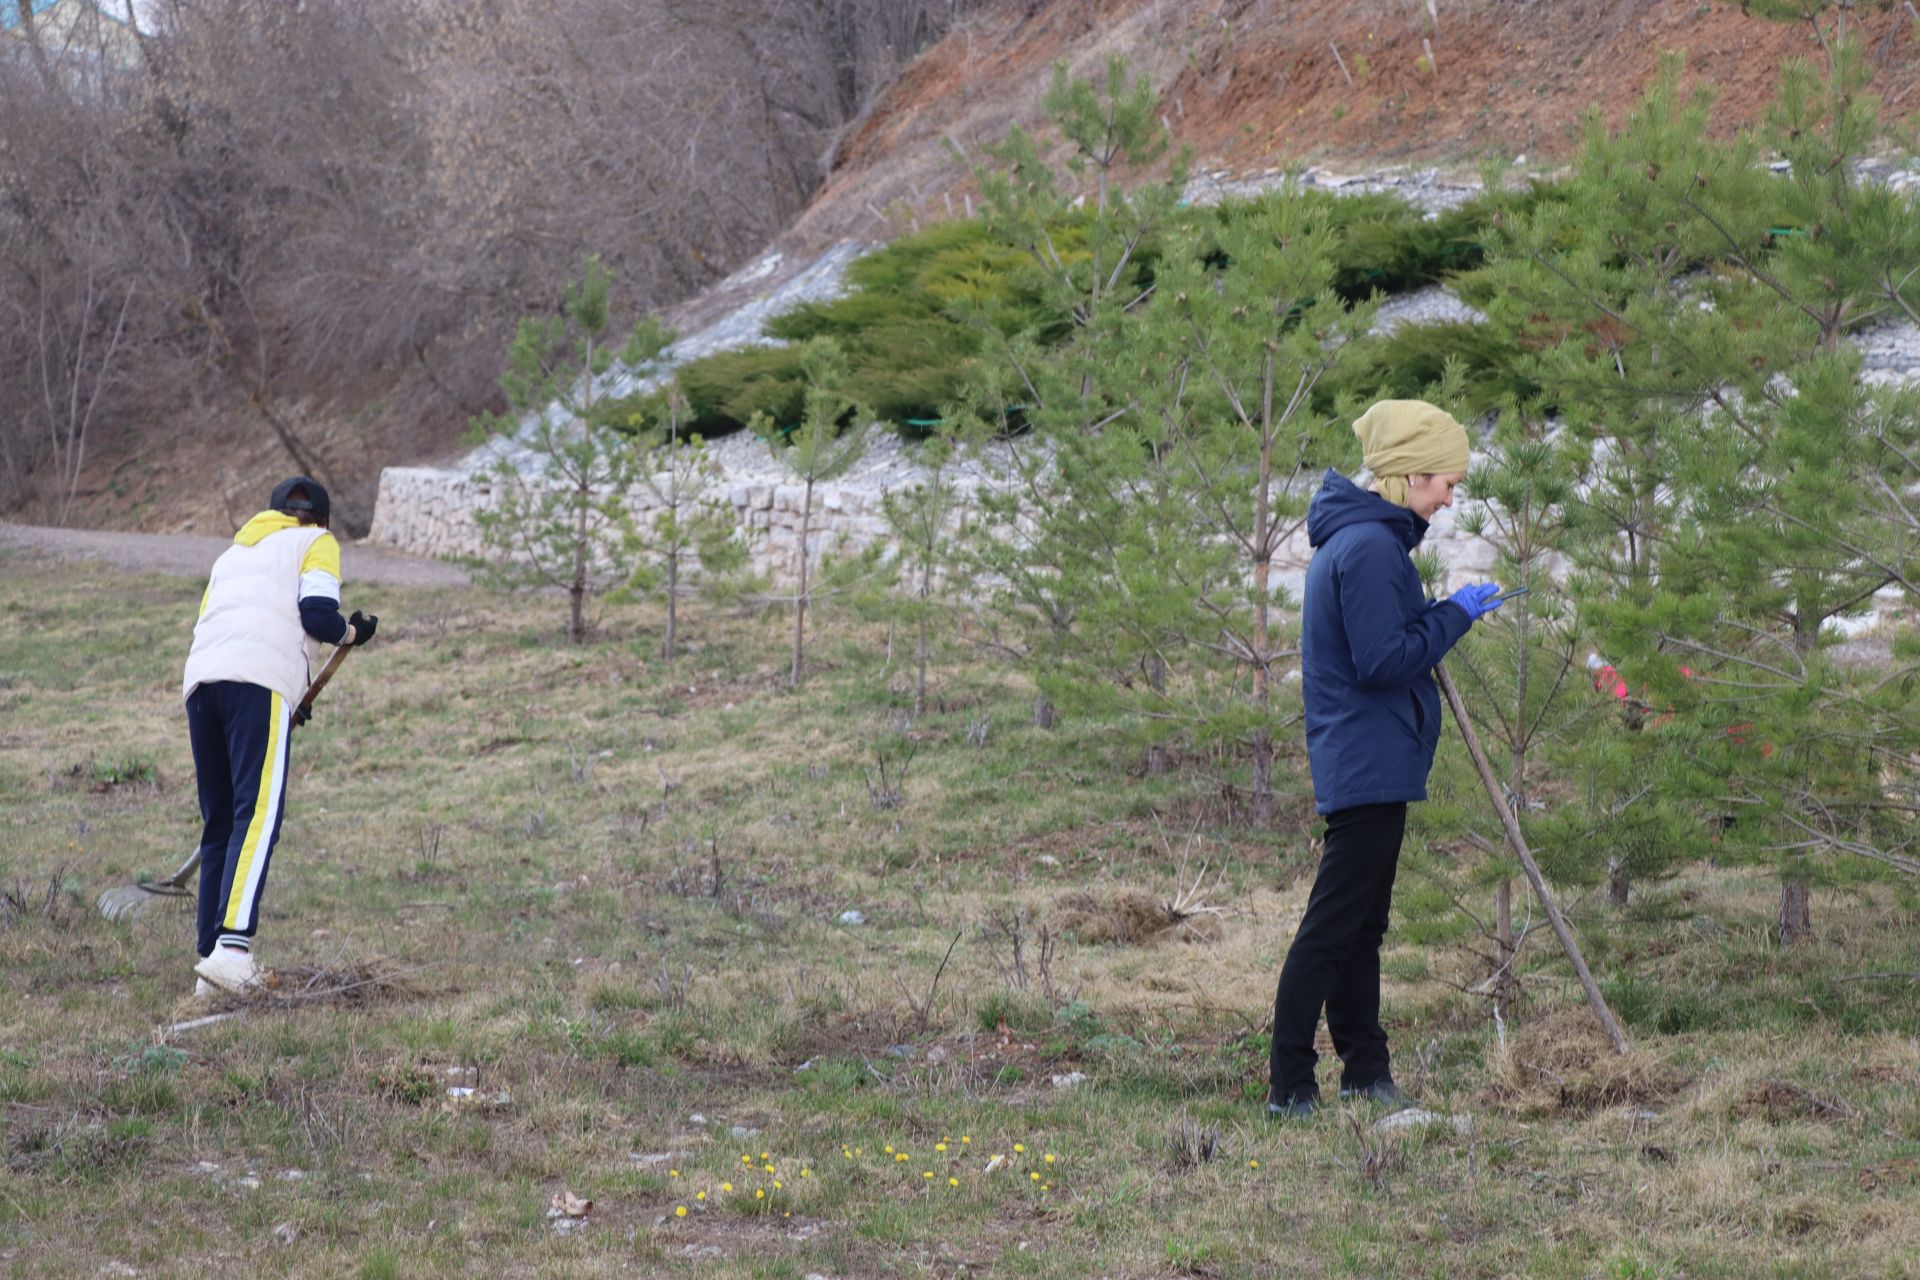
[1494,878,1514,1019]
[914,555,931,717]
[663,546,678,661]
[1249,351,1275,825]
[790,475,813,688]
[1777,877,1812,945]
[568,475,589,644]
[1606,857,1631,907]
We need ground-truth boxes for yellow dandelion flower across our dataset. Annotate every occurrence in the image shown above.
[741,1154,753,1165]
[854,1148,862,1156]
[1044,1154,1056,1165]
[801,1169,812,1178]
[764,1164,776,1174]
[773,1180,782,1190]
[960,1136,970,1145]
[948,1177,959,1188]
[669,1169,681,1178]
[895,1153,908,1163]
[884,1145,894,1154]
[935,1143,947,1153]
[923,1171,934,1180]
[675,1205,687,1218]
[1249,1159,1260,1170]
[755,1188,765,1200]
[783,1212,791,1219]
[1013,1143,1025,1154]
[1042,1183,1051,1192]
[760,1151,770,1160]
[842,1149,852,1159]
[721,1182,733,1193]
[696,1192,707,1201]
[1029,1171,1041,1182]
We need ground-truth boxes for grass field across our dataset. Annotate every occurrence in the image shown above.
[3,545,1919,1280]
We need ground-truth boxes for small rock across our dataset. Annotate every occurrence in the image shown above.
[886,1045,914,1059]
[1372,1108,1472,1135]
[1035,855,1060,867]
[689,1113,708,1126]
[627,1152,683,1166]
[728,1124,760,1140]
[925,1046,948,1063]
[271,1221,300,1246]
[96,1264,140,1278]
[276,1169,304,1182]
[1049,1071,1089,1089]
[681,1245,723,1260]
[236,1175,262,1190]
[549,1217,585,1237]
[310,928,332,939]
[837,909,866,926]
[194,1161,221,1175]
[794,1058,816,1073]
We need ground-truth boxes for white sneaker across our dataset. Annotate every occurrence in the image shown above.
[193,977,215,1000]
[194,946,263,995]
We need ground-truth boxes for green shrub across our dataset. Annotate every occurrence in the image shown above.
[1322,320,1540,416]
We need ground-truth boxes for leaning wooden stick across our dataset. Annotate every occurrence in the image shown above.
[1436,659,1631,1056]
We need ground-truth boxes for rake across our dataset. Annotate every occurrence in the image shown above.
[97,646,353,923]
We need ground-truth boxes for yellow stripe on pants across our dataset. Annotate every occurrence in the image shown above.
[224,690,287,930]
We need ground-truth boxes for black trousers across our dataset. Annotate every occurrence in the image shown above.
[186,681,292,958]
[1269,802,1408,1102]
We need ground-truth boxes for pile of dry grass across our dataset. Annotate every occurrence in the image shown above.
[1734,1080,1858,1125]
[1486,1008,1690,1116]
[1052,889,1223,946]
[247,959,426,1008]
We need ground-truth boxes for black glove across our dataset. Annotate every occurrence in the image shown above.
[291,702,312,728]
[348,610,379,646]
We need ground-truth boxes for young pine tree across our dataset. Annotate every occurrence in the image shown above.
[473,259,671,643]
[629,391,746,661]
[1500,49,1920,941]
[960,53,1186,731]
[753,337,869,689]
[879,432,968,718]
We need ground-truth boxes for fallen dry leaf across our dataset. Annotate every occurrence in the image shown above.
[549,1190,592,1218]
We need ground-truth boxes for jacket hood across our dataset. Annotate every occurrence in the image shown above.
[1306,469,1427,550]
[234,510,304,547]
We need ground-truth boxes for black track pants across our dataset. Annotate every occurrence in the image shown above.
[186,680,291,958]
[1269,802,1408,1102]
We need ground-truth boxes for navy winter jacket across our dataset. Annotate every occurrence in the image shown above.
[1301,470,1473,815]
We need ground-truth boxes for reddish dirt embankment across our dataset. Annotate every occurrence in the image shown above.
[783,0,1917,248]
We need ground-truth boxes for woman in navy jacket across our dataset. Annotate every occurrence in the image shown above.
[1269,401,1505,1118]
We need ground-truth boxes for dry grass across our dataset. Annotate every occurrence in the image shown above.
[1051,887,1225,945]
[3,545,1920,1278]
[1485,1008,1692,1117]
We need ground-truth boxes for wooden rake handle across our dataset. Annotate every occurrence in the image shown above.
[1435,659,1631,1056]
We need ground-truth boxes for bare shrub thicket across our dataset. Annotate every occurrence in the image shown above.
[0,0,989,530]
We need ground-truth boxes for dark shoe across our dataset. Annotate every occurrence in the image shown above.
[1338,1079,1416,1112]
[1266,1093,1318,1120]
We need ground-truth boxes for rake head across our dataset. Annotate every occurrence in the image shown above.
[97,878,194,923]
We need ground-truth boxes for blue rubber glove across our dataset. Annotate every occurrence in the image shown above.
[1447,583,1505,622]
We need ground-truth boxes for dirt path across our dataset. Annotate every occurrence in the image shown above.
[0,521,469,588]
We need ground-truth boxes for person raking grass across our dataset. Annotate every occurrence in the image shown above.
[1268,400,1505,1119]
[180,477,376,997]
